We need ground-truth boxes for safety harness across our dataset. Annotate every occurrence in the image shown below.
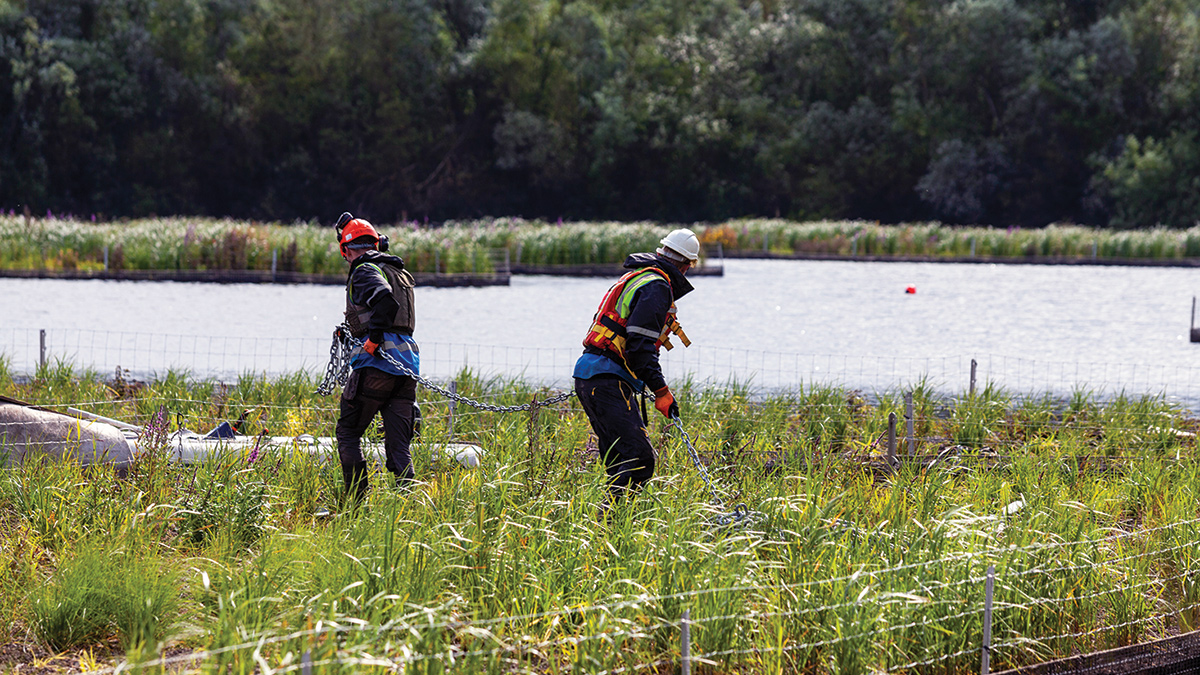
[344,259,416,338]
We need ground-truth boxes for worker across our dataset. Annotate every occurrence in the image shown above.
[333,213,420,504]
[573,227,699,514]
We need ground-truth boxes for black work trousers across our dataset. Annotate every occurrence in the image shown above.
[336,367,418,500]
[574,375,655,499]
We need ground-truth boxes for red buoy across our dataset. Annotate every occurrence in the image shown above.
[905,286,916,294]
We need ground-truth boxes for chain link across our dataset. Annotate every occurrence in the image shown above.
[669,415,765,529]
[314,326,353,396]
[314,324,575,412]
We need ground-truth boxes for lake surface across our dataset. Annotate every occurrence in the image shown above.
[4,259,1200,407]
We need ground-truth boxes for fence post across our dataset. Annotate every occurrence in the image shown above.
[982,565,995,675]
[970,359,977,397]
[1192,298,1200,343]
[271,248,278,282]
[905,391,915,456]
[448,381,456,437]
[887,412,897,465]
[526,393,541,480]
[39,329,46,370]
[681,608,691,675]
[103,244,109,271]
[301,650,312,675]
[504,247,511,275]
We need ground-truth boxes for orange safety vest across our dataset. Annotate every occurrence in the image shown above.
[583,267,673,359]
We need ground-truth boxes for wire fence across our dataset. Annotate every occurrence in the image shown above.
[6,327,1200,410]
[64,516,1200,675]
[8,328,1200,673]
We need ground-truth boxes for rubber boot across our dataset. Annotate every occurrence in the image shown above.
[342,461,370,508]
[597,490,614,524]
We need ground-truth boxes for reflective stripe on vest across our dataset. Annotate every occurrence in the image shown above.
[582,267,671,359]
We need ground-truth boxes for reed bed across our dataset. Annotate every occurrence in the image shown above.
[5,215,1200,277]
[3,359,1200,673]
[706,219,1200,260]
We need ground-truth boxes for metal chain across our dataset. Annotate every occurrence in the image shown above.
[669,415,764,529]
[314,326,353,396]
[315,324,575,412]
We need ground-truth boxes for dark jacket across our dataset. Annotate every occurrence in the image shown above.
[345,250,415,342]
[583,252,693,392]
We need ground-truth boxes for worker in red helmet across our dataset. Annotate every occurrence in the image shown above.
[573,228,699,516]
[333,213,420,505]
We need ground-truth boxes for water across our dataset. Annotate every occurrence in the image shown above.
[4,259,1200,407]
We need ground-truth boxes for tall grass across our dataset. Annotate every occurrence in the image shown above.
[703,219,1200,261]
[5,216,1200,279]
[2,366,1200,672]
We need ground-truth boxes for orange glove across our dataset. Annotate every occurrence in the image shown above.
[363,338,381,356]
[654,386,679,418]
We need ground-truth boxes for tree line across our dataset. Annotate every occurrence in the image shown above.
[2,0,1199,228]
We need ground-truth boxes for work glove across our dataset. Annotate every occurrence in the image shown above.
[653,386,679,419]
[363,330,384,356]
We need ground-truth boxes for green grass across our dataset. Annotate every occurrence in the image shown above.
[3,365,1200,673]
[5,216,1200,279]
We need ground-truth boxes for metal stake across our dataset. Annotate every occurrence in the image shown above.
[271,248,278,281]
[970,359,977,397]
[448,380,456,437]
[905,391,915,456]
[887,412,897,465]
[681,609,691,675]
[982,565,995,675]
[39,329,46,370]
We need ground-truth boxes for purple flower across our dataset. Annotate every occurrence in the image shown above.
[248,431,267,464]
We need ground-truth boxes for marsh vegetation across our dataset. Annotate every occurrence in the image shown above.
[3,360,1200,673]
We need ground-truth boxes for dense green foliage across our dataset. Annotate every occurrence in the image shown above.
[2,0,1199,227]
[4,363,1200,672]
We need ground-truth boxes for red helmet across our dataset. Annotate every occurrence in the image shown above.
[339,218,392,257]
[340,218,379,247]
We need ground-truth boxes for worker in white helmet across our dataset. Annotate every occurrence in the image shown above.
[573,228,700,515]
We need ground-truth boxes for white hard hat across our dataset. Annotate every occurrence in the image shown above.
[658,228,700,263]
